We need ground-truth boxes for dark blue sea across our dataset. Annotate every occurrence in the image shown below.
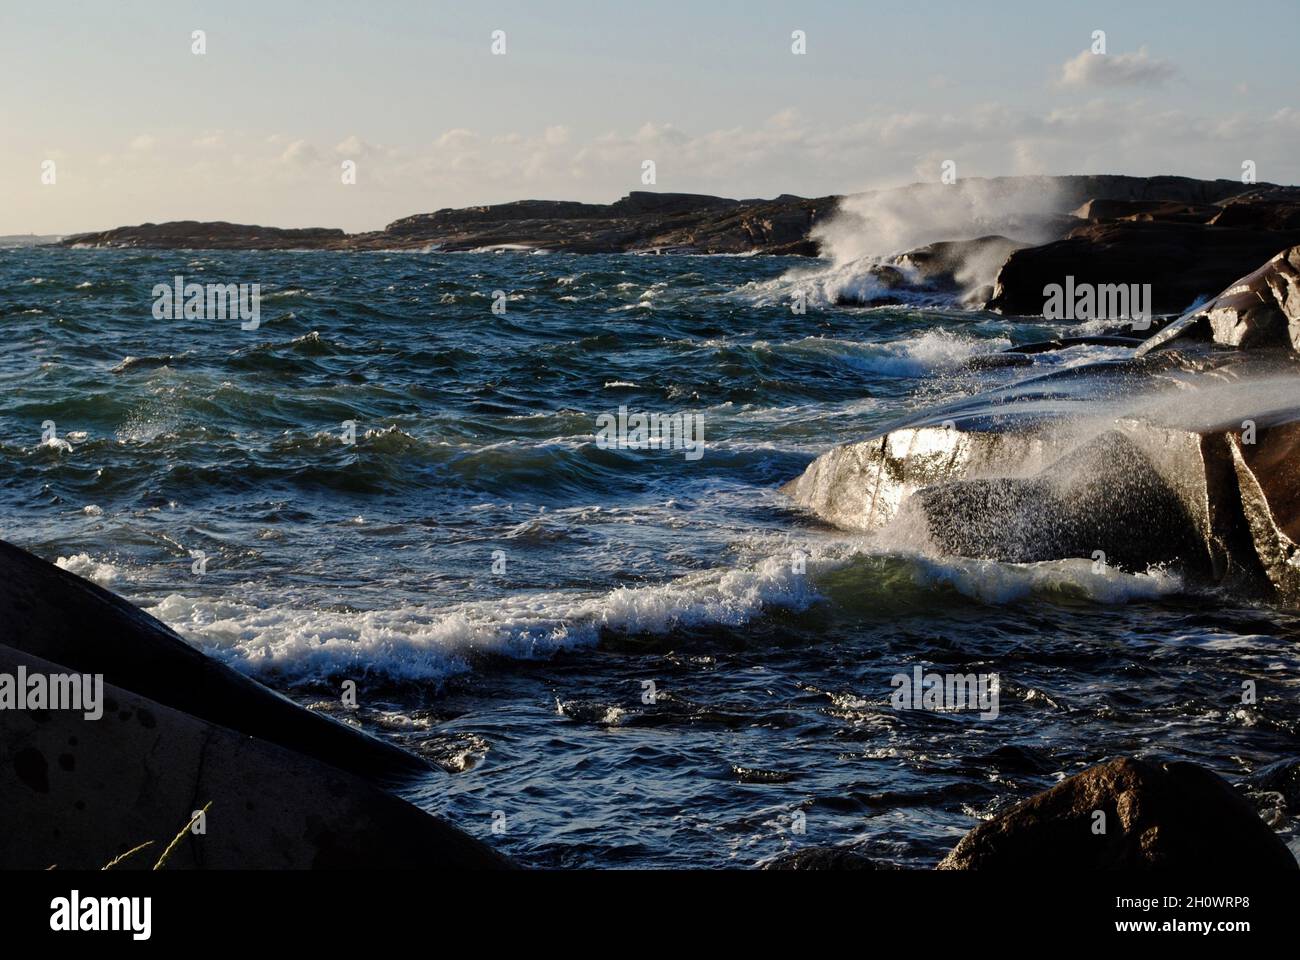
[3,245,1298,867]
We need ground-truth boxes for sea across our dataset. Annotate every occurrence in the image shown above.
[3,244,1298,867]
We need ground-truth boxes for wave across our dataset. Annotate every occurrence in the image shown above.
[758,330,1011,378]
[138,543,1185,690]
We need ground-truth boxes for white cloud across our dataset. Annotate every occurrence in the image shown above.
[9,100,1300,235]
[129,134,156,151]
[1058,46,1177,88]
[334,135,388,158]
[279,139,321,165]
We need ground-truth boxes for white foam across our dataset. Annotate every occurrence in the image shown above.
[146,554,822,687]
[904,554,1183,605]
[55,553,119,586]
[138,536,1186,689]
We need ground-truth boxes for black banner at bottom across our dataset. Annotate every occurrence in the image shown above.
[1,869,1295,946]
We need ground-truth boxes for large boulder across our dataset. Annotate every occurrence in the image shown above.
[0,645,509,869]
[938,757,1297,870]
[0,538,426,781]
[781,350,1300,605]
[913,430,1204,571]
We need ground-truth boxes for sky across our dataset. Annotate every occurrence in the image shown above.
[2,0,1298,234]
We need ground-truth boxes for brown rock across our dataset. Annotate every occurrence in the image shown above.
[1071,198,1218,224]
[1209,188,1300,230]
[938,757,1297,870]
[1139,245,1300,354]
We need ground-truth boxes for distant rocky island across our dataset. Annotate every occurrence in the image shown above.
[59,191,831,256]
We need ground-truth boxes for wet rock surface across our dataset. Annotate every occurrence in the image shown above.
[1139,244,1300,355]
[938,757,1297,870]
[783,372,1300,605]
[914,430,1205,572]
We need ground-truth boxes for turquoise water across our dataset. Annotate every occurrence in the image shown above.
[3,246,1298,867]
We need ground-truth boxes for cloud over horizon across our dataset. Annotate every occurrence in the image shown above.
[1058,46,1179,89]
[14,97,1295,237]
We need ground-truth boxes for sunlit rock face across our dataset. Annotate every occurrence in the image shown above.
[780,420,1055,534]
[781,349,1300,606]
[1139,245,1300,355]
[1229,422,1300,604]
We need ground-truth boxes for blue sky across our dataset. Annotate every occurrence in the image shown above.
[3,0,1298,233]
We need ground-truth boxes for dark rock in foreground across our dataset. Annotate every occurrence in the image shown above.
[0,538,507,869]
[1,646,508,869]
[938,757,1297,870]
[0,539,425,782]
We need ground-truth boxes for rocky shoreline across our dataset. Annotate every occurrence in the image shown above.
[14,175,1300,870]
[6,535,1294,869]
[783,245,1300,608]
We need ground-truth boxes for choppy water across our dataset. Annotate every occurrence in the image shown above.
[3,246,1298,868]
